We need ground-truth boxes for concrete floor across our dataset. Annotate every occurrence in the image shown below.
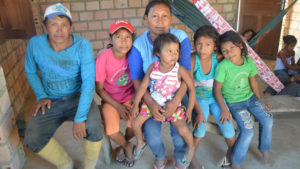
[22,114,300,169]
[21,59,300,169]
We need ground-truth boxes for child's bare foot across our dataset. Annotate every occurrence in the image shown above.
[232,164,242,169]
[262,151,271,166]
[123,142,135,167]
[133,141,147,160]
[115,147,125,163]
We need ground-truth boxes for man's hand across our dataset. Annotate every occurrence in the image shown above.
[73,121,87,141]
[162,99,177,119]
[33,98,51,116]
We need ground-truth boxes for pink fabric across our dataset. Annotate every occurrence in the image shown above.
[95,48,134,103]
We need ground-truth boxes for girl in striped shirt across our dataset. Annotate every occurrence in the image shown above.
[131,33,196,169]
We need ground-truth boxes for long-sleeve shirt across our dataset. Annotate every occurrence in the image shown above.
[25,34,95,122]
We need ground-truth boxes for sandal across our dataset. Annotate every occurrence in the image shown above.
[133,143,147,160]
[173,155,192,169]
[153,156,168,169]
[217,156,231,169]
[115,147,125,163]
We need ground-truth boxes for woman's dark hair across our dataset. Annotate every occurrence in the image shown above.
[283,35,297,46]
[144,0,171,16]
[153,33,181,58]
[242,29,256,42]
[193,25,219,50]
[43,15,72,26]
[219,30,248,57]
[106,29,136,49]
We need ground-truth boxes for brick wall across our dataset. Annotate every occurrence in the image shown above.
[0,40,31,117]
[31,0,237,55]
[281,0,300,60]
[0,66,26,169]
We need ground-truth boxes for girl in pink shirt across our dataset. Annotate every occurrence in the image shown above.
[95,19,135,167]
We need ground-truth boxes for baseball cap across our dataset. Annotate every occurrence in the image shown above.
[109,19,135,34]
[44,3,72,22]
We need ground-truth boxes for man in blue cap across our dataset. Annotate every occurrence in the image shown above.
[24,3,103,169]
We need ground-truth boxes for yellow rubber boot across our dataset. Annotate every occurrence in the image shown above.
[83,139,103,169]
[38,138,73,169]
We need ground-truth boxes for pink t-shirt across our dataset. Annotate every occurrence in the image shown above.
[95,48,134,103]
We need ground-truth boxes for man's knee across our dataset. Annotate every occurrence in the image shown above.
[24,126,49,153]
[85,101,104,141]
[85,121,103,141]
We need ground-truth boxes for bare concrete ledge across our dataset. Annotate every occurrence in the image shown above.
[261,95,300,113]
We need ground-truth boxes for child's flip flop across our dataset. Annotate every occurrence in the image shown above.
[217,156,231,169]
[133,143,147,160]
[153,156,168,169]
[173,155,194,169]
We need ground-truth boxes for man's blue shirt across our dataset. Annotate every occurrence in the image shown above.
[25,34,95,122]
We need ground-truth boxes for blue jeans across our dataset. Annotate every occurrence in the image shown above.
[227,95,273,164]
[143,118,188,161]
[24,93,104,153]
[193,98,235,138]
[274,69,289,77]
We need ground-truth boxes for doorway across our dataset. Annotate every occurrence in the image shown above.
[239,0,284,60]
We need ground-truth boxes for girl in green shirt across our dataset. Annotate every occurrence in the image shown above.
[214,31,273,169]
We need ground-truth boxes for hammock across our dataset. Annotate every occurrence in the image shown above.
[170,0,297,47]
[170,0,210,32]
[248,0,298,47]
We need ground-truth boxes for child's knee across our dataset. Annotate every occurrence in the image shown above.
[173,121,191,136]
[221,124,235,138]
[193,123,206,138]
[132,115,147,130]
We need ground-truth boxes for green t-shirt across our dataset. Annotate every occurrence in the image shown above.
[215,56,258,103]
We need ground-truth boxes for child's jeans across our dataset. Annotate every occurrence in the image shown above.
[143,118,188,162]
[193,98,235,138]
[227,95,273,165]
